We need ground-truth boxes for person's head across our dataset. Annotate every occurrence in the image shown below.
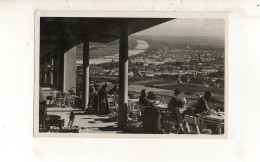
[174,89,181,96]
[103,83,108,89]
[204,91,212,100]
[147,91,156,100]
[147,91,153,96]
[141,89,147,97]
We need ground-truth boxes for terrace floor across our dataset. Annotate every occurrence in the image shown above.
[46,106,122,133]
[46,105,147,134]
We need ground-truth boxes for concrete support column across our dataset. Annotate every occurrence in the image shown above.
[83,40,90,111]
[63,47,76,92]
[118,22,128,130]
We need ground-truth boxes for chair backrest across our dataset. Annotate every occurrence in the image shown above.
[55,92,60,98]
[138,105,146,112]
[128,100,139,111]
[184,115,200,126]
[184,115,200,134]
[60,92,66,98]
[199,116,221,124]
[107,98,116,108]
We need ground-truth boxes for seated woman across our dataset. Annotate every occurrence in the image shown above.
[139,89,154,108]
[139,89,162,133]
[194,91,212,114]
[147,91,157,101]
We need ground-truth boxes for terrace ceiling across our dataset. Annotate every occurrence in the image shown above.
[40,17,174,57]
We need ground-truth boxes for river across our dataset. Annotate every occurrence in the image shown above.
[89,39,149,65]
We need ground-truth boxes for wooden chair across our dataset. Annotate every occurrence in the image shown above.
[51,92,59,106]
[184,115,200,134]
[168,107,185,134]
[128,100,141,123]
[57,92,66,107]
[107,98,118,119]
[64,92,75,108]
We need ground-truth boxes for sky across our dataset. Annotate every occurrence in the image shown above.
[133,18,225,38]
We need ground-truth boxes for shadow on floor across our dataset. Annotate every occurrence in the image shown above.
[73,112,89,115]
[94,118,117,123]
[97,126,121,132]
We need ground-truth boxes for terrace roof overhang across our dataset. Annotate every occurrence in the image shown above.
[40,17,174,57]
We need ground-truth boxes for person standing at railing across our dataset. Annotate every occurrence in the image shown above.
[168,89,186,110]
[168,89,186,128]
[89,86,98,112]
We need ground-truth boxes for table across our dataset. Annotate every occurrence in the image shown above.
[45,115,61,121]
[156,104,187,113]
[128,98,139,103]
[198,113,225,134]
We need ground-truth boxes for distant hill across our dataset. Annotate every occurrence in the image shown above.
[130,35,225,50]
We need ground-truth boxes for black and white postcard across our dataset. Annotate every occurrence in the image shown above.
[34,11,228,138]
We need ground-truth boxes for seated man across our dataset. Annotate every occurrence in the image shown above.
[194,91,212,114]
